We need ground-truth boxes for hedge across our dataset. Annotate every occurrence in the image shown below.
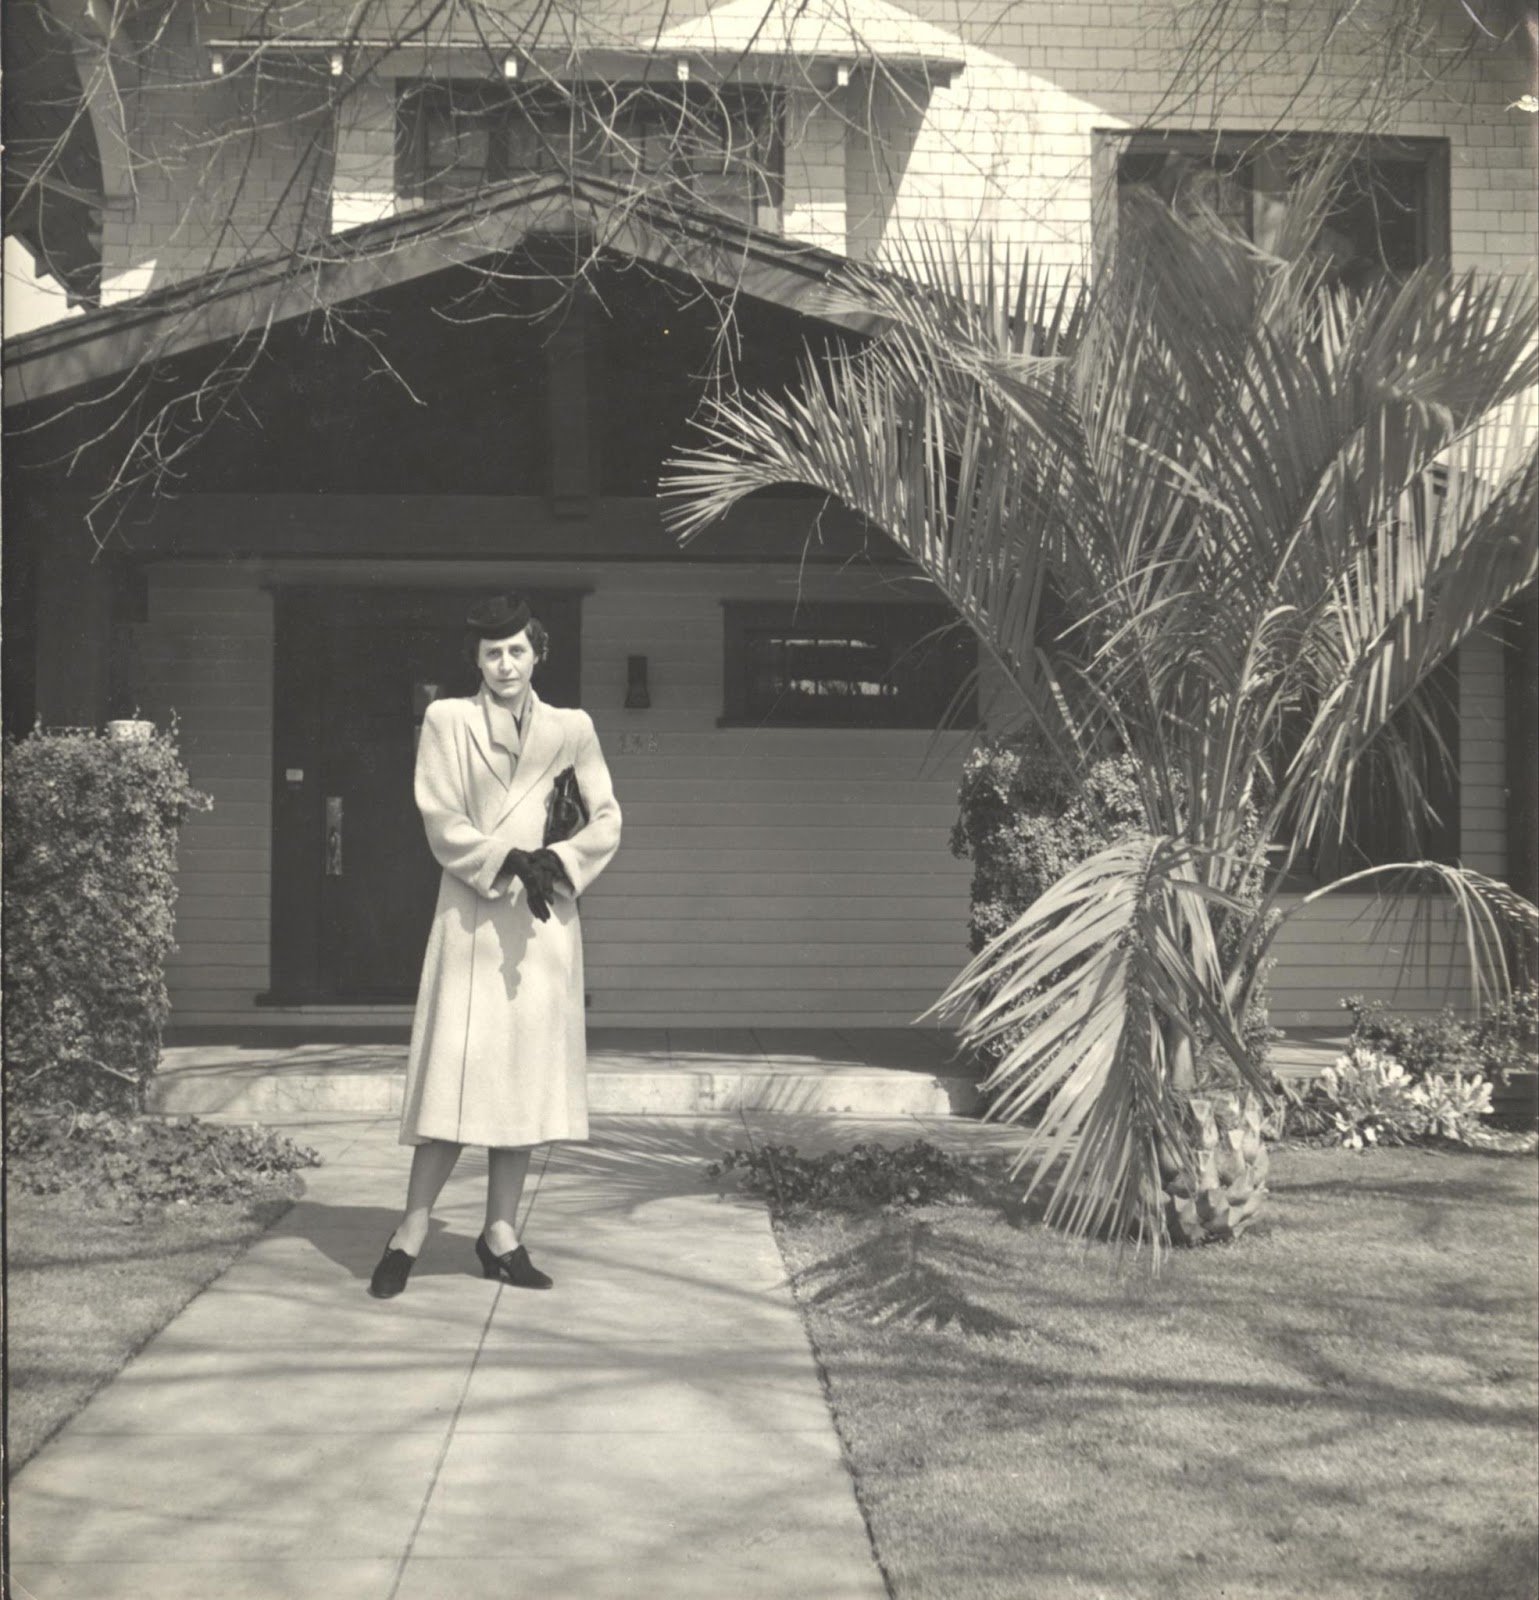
[3,726,211,1113]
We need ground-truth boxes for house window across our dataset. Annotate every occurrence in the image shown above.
[396,81,783,227]
[1108,130,1459,873]
[721,601,977,729]
[1111,131,1450,290]
[1304,658,1462,876]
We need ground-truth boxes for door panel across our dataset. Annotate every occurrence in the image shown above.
[271,588,583,1002]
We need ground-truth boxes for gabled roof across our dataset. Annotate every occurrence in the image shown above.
[3,173,877,408]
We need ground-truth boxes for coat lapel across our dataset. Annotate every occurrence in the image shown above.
[465,691,506,787]
[492,689,562,830]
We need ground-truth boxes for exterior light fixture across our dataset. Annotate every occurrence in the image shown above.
[502,52,519,79]
[328,48,345,76]
[675,57,690,81]
[836,63,851,87]
[625,655,651,710]
[210,49,226,76]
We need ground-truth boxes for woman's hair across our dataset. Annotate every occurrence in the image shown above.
[462,616,549,674]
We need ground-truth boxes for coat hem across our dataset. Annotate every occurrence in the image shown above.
[397,1130,592,1149]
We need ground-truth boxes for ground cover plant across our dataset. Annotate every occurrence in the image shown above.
[707,1140,986,1211]
[1275,989,1539,1147]
[1341,987,1539,1091]
[772,1143,1539,1600]
[6,1105,322,1212]
[4,1113,320,1467]
[1286,1045,1497,1149]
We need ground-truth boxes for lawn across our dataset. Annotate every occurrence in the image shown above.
[776,1144,1539,1600]
[5,1187,295,1469]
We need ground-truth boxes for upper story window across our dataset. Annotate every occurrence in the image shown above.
[1107,131,1460,877]
[721,601,978,729]
[397,80,783,228]
[1112,132,1449,291]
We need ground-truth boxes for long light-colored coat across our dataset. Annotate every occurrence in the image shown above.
[398,687,621,1148]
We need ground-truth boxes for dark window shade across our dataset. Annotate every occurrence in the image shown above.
[1282,654,1462,879]
[397,81,783,227]
[722,601,977,728]
[1112,130,1456,875]
[1112,132,1449,290]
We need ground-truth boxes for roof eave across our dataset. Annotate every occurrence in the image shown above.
[4,175,881,408]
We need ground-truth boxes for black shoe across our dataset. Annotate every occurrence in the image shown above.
[368,1243,416,1299]
[476,1232,553,1290]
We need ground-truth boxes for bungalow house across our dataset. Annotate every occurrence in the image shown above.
[4,0,1535,1042]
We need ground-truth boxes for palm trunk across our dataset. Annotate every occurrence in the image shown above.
[1158,1015,1269,1245]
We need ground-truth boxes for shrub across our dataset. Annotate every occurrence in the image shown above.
[1470,985,1539,1084]
[1342,987,1538,1086]
[950,732,1276,1080]
[706,1141,982,1214]
[5,1105,322,1213]
[950,733,1145,956]
[1415,1071,1496,1143]
[3,726,211,1114]
[1291,1044,1495,1149]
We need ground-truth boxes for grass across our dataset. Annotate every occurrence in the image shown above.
[5,1186,296,1469]
[776,1144,1539,1600]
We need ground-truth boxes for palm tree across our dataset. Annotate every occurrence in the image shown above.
[661,184,1539,1253]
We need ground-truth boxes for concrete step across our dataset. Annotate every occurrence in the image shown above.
[147,1030,1353,1123]
[149,1033,983,1120]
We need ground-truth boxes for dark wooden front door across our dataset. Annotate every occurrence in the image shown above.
[270,587,582,1002]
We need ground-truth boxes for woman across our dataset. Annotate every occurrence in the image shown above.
[369,591,621,1298]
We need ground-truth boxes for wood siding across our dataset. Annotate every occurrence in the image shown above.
[579,565,974,1025]
[136,560,1512,1032]
[1263,630,1509,1029]
[132,564,274,1023]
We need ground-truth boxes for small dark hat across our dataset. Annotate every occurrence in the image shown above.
[466,592,532,639]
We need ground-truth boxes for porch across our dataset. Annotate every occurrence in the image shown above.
[148,1026,1349,1119]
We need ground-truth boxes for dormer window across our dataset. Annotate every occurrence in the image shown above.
[396,80,783,228]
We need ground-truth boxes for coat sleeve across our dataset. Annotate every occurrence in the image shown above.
[415,702,510,900]
[546,712,622,898]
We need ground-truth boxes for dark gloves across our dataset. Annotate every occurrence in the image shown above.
[501,847,572,923]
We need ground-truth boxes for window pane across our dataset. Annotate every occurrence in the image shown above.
[1116,146,1250,235]
[1318,158,1426,290]
[1107,132,1454,876]
[1113,134,1439,290]
[398,81,781,225]
[726,604,977,728]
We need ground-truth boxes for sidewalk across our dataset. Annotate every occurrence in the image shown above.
[7,1109,1025,1600]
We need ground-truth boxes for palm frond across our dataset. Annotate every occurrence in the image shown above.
[661,338,1057,689]
[1295,863,1537,1016]
[929,834,1268,1250]
[659,195,1539,1253]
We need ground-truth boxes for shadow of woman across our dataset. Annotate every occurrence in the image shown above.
[270,1203,471,1281]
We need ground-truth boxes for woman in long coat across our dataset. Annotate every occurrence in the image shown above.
[369,592,621,1298]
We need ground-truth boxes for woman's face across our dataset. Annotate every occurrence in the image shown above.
[477,629,537,702]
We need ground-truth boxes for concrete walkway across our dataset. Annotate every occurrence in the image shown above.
[7,1109,1026,1600]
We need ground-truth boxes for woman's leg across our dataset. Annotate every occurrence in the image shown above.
[389,1139,463,1256]
[483,1145,534,1256]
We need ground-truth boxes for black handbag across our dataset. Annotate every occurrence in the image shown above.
[543,765,588,847]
